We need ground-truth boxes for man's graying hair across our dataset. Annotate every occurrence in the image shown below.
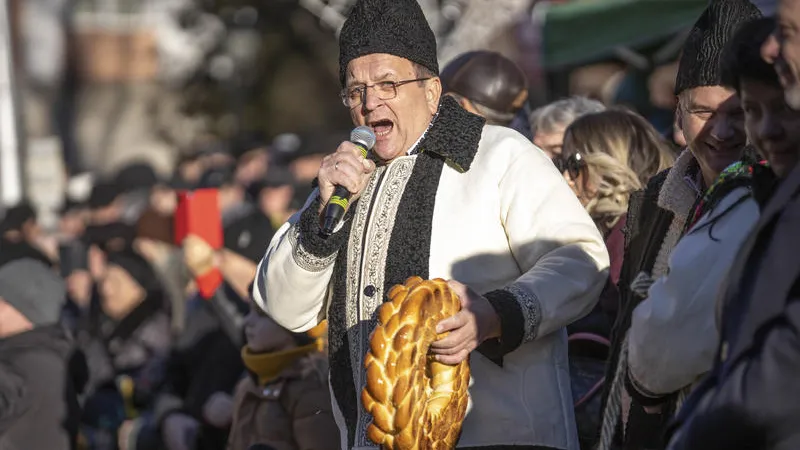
[414,62,437,80]
[529,96,606,135]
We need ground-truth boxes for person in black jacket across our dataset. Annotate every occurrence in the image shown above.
[0,258,83,450]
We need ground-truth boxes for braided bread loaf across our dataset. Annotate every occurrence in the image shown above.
[362,277,471,450]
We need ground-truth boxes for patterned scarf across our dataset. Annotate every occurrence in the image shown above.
[683,160,769,234]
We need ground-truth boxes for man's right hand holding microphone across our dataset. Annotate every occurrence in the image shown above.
[316,127,377,235]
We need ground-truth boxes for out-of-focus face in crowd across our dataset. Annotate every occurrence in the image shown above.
[244,304,294,353]
[529,96,606,167]
[99,264,145,320]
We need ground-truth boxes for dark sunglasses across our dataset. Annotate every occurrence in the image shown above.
[555,153,585,180]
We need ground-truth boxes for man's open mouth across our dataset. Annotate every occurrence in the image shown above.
[370,119,394,137]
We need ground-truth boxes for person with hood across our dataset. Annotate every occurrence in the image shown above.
[0,258,83,450]
[255,0,610,448]
[665,0,800,447]
[599,1,762,448]
[226,306,337,450]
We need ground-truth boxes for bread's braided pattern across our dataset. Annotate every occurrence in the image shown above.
[362,277,471,450]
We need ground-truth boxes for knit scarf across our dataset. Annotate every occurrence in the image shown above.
[241,341,322,386]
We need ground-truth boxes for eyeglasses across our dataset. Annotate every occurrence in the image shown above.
[340,77,431,108]
[557,153,585,180]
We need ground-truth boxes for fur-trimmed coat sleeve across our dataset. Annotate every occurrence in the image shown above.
[252,190,353,333]
[476,131,610,356]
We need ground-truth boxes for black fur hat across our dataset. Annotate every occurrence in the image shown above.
[338,0,438,86]
[674,0,761,96]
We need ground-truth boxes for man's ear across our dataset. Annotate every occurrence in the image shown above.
[426,77,443,114]
[674,98,684,131]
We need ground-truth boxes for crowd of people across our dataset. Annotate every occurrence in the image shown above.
[2,0,800,449]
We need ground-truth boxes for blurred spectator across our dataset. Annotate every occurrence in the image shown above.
[87,180,124,225]
[268,133,302,167]
[115,162,161,225]
[557,108,673,447]
[145,228,272,450]
[561,109,673,318]
[197,165,253,227]
[58,198,89,241]
[235,144,271,200]
[173,153,206,190]
[285,131,345,205]
[256,165,297,227]
[529,96,606,162]
[0,202,53,267]
[84,181,136,254]
[116,162,160,195]
[59,239,93,333]
[226,311,337,450]
[566,109,676,190]
[78,250,171,450]
[0,259,83,450]
[197,141,236,170]
[440,50,529,126]
[569,63,627,104]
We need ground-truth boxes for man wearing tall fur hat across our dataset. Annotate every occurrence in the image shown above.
[252,0,610,448]
[599,1,761,449]
[664,0,800,448]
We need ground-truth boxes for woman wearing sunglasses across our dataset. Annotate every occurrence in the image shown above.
[559,108,674,448]
[561,109,674,235]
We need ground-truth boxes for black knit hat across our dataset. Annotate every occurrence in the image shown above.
[674,0,761,96]
[338,0,438,86]
[720,17,779,93]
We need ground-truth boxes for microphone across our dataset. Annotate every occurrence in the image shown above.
[320,126,376,236]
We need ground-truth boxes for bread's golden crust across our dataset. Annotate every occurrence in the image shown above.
[362,277,471,449]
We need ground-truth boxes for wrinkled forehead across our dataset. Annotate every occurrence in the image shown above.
[345,54,417,86]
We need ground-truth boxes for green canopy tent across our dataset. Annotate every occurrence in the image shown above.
[539,0,708,70]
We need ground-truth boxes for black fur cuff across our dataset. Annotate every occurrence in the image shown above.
[297,196,353,259]
[477,289,526,364]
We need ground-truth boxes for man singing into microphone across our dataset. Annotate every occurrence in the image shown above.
[252,0,609,448]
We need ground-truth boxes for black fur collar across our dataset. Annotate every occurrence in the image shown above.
[416,95,485,172]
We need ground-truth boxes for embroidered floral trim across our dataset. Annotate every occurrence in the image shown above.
[506,284,542,343]
[288,225,337,272]
[351,159,416,448]
[683,160,768,233]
